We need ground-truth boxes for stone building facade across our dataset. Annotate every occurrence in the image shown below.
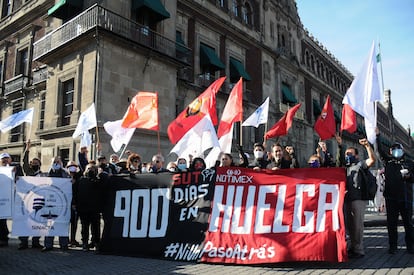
[0,0,412,169]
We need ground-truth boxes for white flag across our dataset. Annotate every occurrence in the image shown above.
[0,107,34,133]
[242,97,269,128]
[342,41,382,144]
[72,103,97,138]
[80,131,92,148]
[170,114,220,159]
[103,120,135,152]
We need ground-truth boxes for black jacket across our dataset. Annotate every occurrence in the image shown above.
[377,136,414,202]
[74,176,103,213]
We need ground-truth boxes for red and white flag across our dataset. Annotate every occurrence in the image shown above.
[121,92,159,131]
[340,104,357,134]
[167,77,226,144]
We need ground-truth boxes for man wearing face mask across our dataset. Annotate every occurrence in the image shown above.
[336,135,376,258]
[376,130,414,255]
[18,140,43,250]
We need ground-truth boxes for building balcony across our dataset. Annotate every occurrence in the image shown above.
[33,4,191,65]
[32,66,48,85]
[3,74,30,96]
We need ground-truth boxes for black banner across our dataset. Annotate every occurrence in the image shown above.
[99,169,216,259]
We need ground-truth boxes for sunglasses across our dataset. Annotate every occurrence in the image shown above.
[132,160,140,163]
[153,160,160,163]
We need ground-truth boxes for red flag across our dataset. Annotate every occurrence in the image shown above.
[168,77,226,144]
[121,91,159,130]
[217,78,243,138]
[265,103,301,139]
[314,95,336,140]
[340,104,357,133]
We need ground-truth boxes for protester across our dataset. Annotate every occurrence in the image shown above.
[176,158,188,172]
[127,153,142,174]
[0,152,12,247]
[66,161,82,247]
[18,141,43,250]
[42,156,71,252]
[249,143,269,170]
[97,155,117,175]
[150,154,168,173]
[74,164,103,252]
[376,131,414,254]
[307,154,321,168]
[116,158,129,174]
[317,141,336,167]
[337,135,376,258]
[285,145,300,168]
[78,146,89,172]
[266,143,292,170]
[166,161,179,172]
[190,157,206,171]
[220,153,235,167]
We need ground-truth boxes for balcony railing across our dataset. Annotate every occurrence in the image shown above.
[4,74,29,96]
[32,66,48,85]
[33,4,191,64]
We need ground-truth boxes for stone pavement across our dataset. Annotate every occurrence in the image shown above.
[1,215,414,275]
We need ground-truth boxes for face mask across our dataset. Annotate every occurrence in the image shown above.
[141,167,148,173]
[68,166,77,173]
[52,163,61,170]
[100,163,107,169]
[152,165,157,172]
[254,151,264,159]
[345,155,356,166]
[177,163,187,170]
[31,165,40,171]
[169,167,177,172]
[392,148,404,159]
[309,160,320,168]
[194,163,204,170]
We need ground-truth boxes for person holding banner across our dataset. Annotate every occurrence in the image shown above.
[42,156,71,252]
[337,135,376,259]
[18,141,43,250]
[0,152,13,247]
[249,143,269,170]
[266,143,292,170]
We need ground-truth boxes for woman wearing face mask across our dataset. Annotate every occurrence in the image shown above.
[250,143,269,171]
[190,157,206,171]
[176,158,188,172]
[66,161,82,247]
[307,154,321,168]
[376,130,414,255]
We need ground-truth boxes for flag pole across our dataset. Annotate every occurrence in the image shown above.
[378,41,385,94]
[239,122,242,147]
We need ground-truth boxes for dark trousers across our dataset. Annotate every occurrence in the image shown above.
[19,236,41,246]
[0,219,9,242]
[70,208,79,242]
[385,198,414,250]
[79,212,100,245]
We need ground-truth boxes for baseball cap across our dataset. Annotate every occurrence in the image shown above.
[0,153,11,159]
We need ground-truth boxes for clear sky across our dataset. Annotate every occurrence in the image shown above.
[296,0,414,132]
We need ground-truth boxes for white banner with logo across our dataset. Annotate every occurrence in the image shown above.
[12,176,72,237]
[0,166,14,219]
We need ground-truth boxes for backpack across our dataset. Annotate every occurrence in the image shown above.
[359,168,378,200]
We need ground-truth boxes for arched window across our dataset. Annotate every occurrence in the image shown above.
[310,55,315,72]
[305,51,310,67]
